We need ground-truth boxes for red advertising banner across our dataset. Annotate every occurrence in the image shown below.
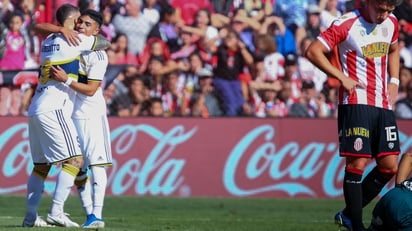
[0,117,411,198]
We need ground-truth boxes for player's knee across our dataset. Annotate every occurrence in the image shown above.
[74,170,88,187]
[32,164,51,180]
[65,156,84,169]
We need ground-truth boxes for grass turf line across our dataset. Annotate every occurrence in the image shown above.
[0,195,376,231]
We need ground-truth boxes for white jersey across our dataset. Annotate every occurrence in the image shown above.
[318,10,398,110]
[72,50,112,167]
[72,50,108,119]
[28,33,98,116]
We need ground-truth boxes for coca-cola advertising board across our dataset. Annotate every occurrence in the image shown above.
[1,117,411,198]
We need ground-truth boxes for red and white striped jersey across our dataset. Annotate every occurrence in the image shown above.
[318,10,399,110]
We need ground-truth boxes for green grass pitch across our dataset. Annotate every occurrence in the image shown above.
[0,195,377,231]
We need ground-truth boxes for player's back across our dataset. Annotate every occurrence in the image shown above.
[28,33,98,116]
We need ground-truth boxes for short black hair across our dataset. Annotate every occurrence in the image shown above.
[56,4,79,26]
[81,9,103,28]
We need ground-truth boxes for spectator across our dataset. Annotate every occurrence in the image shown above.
[0,83,21,116]
[161,70,186,116]
[177,8,220,54]
[288,80,318,117]
[212,28,254,116]
[304,4,325,42]
[395,79,412,119]
[398,66,412,101]
[107,33,139,65]
[297,36,327,92]
[0,13,26,70]
[283,52,302,103]
[254,33,285,82]
[138,37,177,75]
[319,0,342,29]
[259,15,297,57]
[231,9,262,52]
[112,0,152,55]
[108,75,148,117]
[142,0,160,27]
[251,80,287,118]
[169,0,210,26]
[143,97,165,117]
[170,30,197,60]
[147,4,182,53]
[100,5,116,41]
[190,67,223,117]
[208,0,238,28]
[272,0,309,52]
[145,55,166,97]
[393,0,412,47]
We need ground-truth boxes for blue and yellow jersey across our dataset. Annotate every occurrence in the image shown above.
[28,33,98,116]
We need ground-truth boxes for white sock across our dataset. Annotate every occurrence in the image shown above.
[25,173,45,221]
[91,167,107,219]
[50,164,79,216]
[76,172,93,215]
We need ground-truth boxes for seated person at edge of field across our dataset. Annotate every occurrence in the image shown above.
[369,152,412,231]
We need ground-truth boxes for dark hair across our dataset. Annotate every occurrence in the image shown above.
[82,9,103,28]
[377,0,403,6]
[56,4,79,26]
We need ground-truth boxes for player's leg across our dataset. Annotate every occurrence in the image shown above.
[335,105,371,231]
[343,156,369,231]
[75,170,93,215]
[23,164,51,227]
[36,110,83,227]
[362,107,400,207]
[23,115,53,227]
[79,115,112,228]
[361,155,397,207]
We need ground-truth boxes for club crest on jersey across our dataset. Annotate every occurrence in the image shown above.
[354,138,363,152]
[388,142,394,149]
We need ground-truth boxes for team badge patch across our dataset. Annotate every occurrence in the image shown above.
[388,142,394,149]
[354,137,363,151]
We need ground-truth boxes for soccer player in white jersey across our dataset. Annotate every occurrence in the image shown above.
[49,9,113,229]
[23,4,110,228]
[305,0,402,230]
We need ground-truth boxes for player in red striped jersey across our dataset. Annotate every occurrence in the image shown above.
[305,0,403,230]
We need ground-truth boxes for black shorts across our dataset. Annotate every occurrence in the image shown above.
[338,104,400,158]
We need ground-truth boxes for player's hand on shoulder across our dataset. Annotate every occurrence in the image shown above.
[60,27,81,46]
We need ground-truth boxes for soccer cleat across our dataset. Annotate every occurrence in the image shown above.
[22,216,54,227]
[46,212,79,227]
[335,210,353,231]
[82,214,105,228]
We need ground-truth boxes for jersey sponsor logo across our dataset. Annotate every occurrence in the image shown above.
[354,137,363,151]
[361,42,390,58]
[345,127,370,138]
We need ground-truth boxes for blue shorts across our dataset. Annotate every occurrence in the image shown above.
[337,104,400,158]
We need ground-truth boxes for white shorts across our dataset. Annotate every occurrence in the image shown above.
[29,109,82,164]
[73,114,112,169]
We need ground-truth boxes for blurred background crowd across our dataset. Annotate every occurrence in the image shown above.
[0,0,411,118]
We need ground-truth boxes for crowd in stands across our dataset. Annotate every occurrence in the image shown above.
[0,0,412,118]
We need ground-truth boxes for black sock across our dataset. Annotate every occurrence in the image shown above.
[343,168,364,230]
[361,167,394,207]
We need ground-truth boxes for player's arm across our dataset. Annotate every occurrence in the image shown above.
[33,23,81,46]
[305,39,366,94]
[94,34,112,50]
[396,153,412,184]
[387,41,400,106]
[50,65,100,96]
